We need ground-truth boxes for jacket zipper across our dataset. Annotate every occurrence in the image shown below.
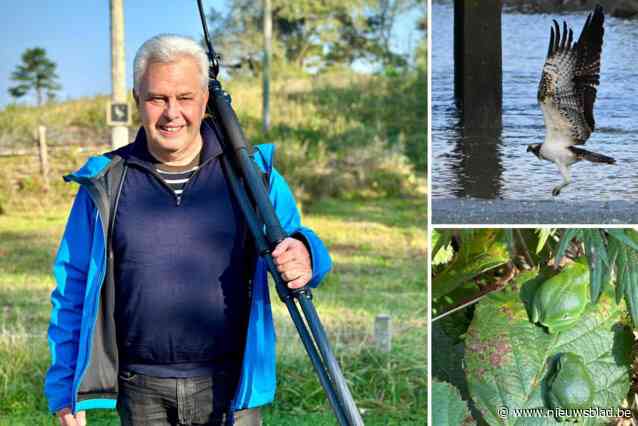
[71,166,127,413]
[72,206,108,413]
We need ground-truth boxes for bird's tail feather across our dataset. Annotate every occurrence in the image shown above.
[568,146,615,164]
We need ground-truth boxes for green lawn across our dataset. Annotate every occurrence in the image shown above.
[0,196,426,425]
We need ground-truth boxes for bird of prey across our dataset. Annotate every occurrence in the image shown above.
[527,5,614,197]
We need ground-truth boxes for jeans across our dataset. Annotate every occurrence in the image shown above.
[116,371,262,426]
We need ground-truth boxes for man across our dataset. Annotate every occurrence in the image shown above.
[44,34,331,426]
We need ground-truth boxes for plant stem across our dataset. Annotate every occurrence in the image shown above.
[432,263,517,322]
[515,229,535,268]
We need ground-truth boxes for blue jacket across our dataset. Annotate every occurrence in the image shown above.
[44,134,332,414]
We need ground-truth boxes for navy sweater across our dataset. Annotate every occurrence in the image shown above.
[113,124,250,377]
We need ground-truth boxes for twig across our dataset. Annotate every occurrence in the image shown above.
[432,263,517,323]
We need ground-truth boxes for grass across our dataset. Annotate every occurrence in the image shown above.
[0,194,426,425]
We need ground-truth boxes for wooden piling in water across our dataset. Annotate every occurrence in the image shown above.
[454,0,503,131]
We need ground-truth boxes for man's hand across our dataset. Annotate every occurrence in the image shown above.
[272,237,312,289]
[57,408,86,426]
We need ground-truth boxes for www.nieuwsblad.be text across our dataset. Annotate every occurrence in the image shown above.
[497,406,631,419]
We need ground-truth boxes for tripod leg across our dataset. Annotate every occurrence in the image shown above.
[280,295,350,426]
[221,157,351,424]
[296,292,365,426]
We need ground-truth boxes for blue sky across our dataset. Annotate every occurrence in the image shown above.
[0,1,422,109]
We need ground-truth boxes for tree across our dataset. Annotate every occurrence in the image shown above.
[9,47,61,106]
[205,0,420,74]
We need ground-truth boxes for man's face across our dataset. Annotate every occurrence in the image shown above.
[135,56,208,159]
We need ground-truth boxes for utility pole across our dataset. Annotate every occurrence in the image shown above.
[262,0,272,132]
[110,0,129,149]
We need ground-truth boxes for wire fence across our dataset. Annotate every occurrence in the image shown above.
[0,126,127,157]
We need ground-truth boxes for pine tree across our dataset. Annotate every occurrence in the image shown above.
[9,47,61,106]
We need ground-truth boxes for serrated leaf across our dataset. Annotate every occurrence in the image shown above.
[465,280,632,425]
[432,380,474,426]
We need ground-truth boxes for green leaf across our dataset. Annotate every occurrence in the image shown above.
[608,229,638,326]
[465,282,632,425]
[432,230,454,266]
[607,237,628,304]
[582,230,609,303]
[502,230,515,258]
[431,380,474,426]
[433,230,510,300]
[554,229,581,265]
[432,254,508,300]
[535,229,554,255]
[625,258,638,327]
[432,321,469,395]
[607,229,638,252]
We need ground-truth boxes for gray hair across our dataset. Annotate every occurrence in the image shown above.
[133,34,209,95]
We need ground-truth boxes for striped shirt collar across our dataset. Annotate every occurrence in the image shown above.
[128,121,223,167]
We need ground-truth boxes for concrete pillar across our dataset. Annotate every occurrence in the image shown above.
[374,314,392,353]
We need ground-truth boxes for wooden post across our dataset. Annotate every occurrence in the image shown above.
[454,0,502,131]
[374,314,392,353]
[262,0,272,132]
[37,125,50,192]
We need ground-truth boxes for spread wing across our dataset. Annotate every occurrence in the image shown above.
[537,6,604,146]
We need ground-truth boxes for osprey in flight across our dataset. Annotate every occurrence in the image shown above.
[527,5,614,197]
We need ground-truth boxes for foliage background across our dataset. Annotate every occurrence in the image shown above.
[432,229,638,426]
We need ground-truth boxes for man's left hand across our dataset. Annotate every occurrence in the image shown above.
[272,237,312,289]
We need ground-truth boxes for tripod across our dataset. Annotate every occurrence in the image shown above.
[195,1,364,425]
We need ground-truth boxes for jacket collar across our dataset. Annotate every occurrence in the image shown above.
[66,121,225,183]
[127,121,223,166]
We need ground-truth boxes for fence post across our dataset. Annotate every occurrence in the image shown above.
[37,125,50,192]
[374,314,392,353]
